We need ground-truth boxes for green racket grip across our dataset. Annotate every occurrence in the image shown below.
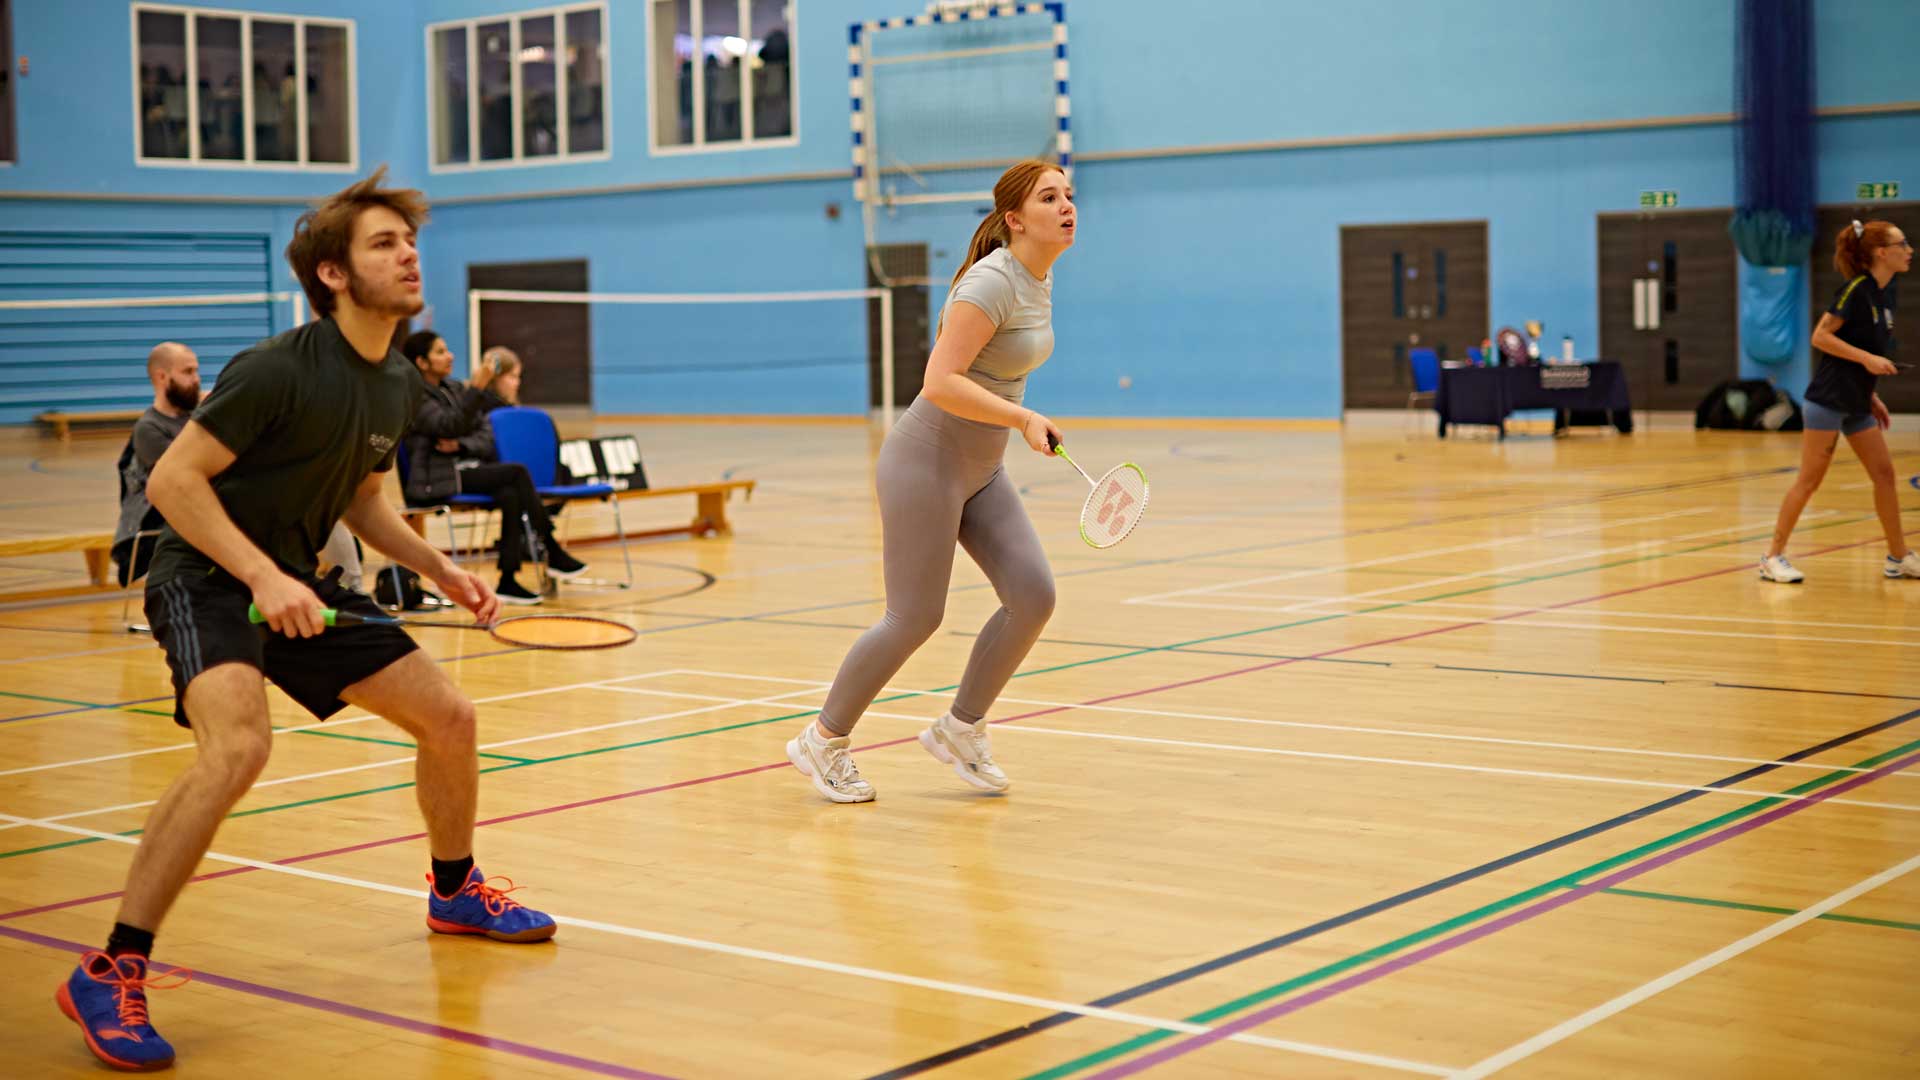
[247,603,339,627]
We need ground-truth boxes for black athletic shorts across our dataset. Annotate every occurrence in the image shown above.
[145,566,419,728]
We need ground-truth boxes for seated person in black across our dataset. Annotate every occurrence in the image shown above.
[399,331,585,603]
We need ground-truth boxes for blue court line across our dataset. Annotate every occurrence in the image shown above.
[861,705,1920,1079]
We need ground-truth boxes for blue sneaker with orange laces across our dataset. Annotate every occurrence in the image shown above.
[55,951,192,1071]
[425,866,557,942]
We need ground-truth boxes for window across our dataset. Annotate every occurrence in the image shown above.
[428,4,608,171]
[132,4,355,168]
[0,0,14,163]
[649,0,794,153]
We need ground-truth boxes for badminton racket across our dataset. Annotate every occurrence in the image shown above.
[248,605,638,650]
[1046,433,1149,549]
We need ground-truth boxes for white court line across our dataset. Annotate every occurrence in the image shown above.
[0,671,694,780]
[0,810,1452,1077]
[1124,508,1716,605]
[0,681,832,833]
[1131,512,1788,618]
[1447,850,1920,1079]
[592,679,1920,813]
[668,669,1910,781]
[1261,515,1787,613]
[1131,601,1920,649]
[840,711,1920,815]
[1209,593,1920,634]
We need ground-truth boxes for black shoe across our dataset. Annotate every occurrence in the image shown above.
[496,577,543,605]
[546,549,588,578]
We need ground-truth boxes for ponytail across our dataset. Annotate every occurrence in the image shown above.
[948,212,1010,294]
[1835,218,1898,278]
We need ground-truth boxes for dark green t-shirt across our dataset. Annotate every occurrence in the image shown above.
[147,319,423,586]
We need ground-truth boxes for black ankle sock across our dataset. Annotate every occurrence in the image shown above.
[431,855,476,896]
[106,922,154,960]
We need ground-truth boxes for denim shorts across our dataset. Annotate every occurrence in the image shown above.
[1802,399,1876,436]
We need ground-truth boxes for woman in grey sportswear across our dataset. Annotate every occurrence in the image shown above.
[787,160,1076,803]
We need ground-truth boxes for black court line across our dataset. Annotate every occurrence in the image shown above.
[862,706,1920,1079]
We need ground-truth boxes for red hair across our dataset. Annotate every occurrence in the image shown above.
[1833,218,1899,278]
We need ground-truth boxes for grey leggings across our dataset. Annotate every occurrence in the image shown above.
[818,396,1057,735]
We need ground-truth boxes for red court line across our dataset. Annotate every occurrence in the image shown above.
[0,531,1888,926]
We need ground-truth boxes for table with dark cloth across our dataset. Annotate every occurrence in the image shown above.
[1435,361,1633,438]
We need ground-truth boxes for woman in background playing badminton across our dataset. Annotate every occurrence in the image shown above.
[1761,218,1917,583]
[787,160,1074,802]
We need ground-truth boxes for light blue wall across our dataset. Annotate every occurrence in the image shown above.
[3,1,1918,419]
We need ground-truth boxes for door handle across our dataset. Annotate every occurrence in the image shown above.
[1632,278,1648,330]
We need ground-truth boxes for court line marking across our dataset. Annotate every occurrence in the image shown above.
[1131,602,1920,648]
[0,923,679,1080]
[1073,745,1920,1079]
[2,526,1901,852]
[1212,593,1920,634]
[1123,507,1718,605]
[0,488,1898,1071]
[0,681,834,834]
[0,671,687,779]
[0,810,1453,1077]
[665,670,1917,781]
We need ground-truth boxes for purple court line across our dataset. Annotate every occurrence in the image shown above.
[1,695,172,726]
[0,923,680,1079]
[1084,745,1920,1079]
[0,532,1895,925]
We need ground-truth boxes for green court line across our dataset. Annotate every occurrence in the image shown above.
[0,690,107,709]
[1598,885,1920,933]
[0,514,1876,864]
[288,727,534,764]
[1022,734,1920,1080]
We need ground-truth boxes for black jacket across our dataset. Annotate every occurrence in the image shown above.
[402,378,509,504]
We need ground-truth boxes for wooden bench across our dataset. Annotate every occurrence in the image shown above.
[36,409,145,443]
[401,479,756,546]
[615,479,757,540]
[0,531,122,604]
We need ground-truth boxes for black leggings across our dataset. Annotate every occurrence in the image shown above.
[460,462,557,575]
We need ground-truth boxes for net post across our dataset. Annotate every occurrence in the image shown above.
[880,287,896,428]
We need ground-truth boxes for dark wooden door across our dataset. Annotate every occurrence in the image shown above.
[1341,222,1488,408]
[1597,210,1737,412]
[866,243,928,411]
[1812,201,1918,413]
[467,259,590,407]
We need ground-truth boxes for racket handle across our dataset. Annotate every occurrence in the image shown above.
[1046,430,1061,452]
[247,603,339,628]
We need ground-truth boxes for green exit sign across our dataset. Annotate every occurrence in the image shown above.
[1639,190,1678,208]
[1858,182,1900,200]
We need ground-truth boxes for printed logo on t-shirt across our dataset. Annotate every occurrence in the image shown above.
[368,433,395,453]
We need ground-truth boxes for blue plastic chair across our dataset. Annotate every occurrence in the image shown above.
[1408,346,1441,403]
[392,440,499,607]
[487,406,634,588]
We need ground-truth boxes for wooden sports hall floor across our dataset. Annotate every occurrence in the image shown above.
[0,417,1917,1079]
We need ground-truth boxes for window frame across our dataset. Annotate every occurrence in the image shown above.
[424,2,612,174]
[0,0,14,165]
[128,2,358,172]
[645,0,799,156]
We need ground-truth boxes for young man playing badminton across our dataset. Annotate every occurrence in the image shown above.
[787,160,1073,802]
[56,168,555,1073]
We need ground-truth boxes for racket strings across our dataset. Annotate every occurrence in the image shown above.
[1081,464,1149,548]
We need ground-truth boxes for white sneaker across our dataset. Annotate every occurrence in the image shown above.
[1758,555,1804,584]
[1886,552,1920,579]
[786,723,875,803]
[918,712,1010,792]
